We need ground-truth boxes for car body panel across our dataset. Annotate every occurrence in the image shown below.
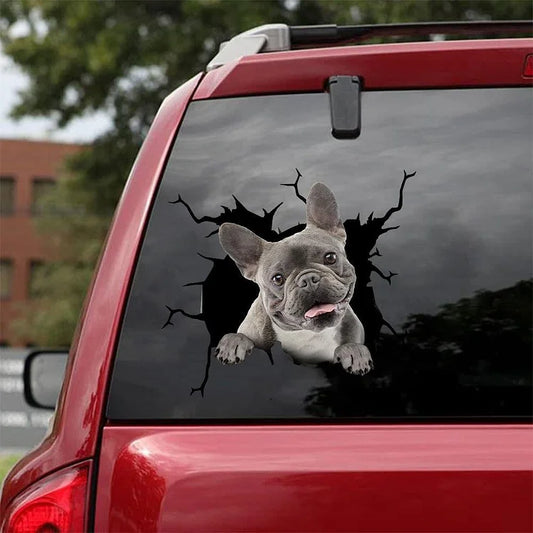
[194,39,533,100]
[1,36,532,530]
[94,425,533,532]
[0,73,203,513]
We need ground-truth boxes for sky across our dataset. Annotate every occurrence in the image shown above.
[0,49,111,144]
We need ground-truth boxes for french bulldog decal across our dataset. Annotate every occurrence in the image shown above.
[215,183,373,375]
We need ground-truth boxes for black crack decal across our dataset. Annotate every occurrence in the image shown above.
[164,169,414,395]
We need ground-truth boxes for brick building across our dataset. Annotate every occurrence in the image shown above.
[0,139,82,346]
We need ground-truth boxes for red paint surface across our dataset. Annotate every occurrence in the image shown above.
[195,39,533,99]
[94,425,533,532]
[0,73,203,513]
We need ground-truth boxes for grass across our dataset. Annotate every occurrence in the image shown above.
[0,454,23,486]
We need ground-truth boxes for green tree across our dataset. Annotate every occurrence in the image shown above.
[1,0,530,346]
[304,279,532,417]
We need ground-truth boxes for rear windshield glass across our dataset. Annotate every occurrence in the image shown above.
[107,88,532,421]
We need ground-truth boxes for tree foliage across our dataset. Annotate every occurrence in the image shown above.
[1,0,530,346]
[304,279,532,417]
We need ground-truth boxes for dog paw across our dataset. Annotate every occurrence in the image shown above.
[334,343,373,375]
[215,333,254,364]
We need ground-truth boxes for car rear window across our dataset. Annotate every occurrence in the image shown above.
[107,87,532,421]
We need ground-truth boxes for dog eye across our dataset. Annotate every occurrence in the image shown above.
[324,252,337,265]
[272,273,284,286]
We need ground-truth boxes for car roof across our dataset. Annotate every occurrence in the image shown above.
[206,21,532,71]
[195,38,533,100]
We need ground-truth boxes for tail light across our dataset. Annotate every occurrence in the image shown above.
[2,462,90,533]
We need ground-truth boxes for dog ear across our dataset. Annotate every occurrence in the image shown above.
[219,223,267,280]
[306,183,346,243]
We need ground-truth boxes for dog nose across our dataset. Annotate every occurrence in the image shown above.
[297,272,320,288]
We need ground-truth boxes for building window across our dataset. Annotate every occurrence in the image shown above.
[29,260,45,299]
[0,176,15,215]
[0,259,14,299]
[31,177,56,215]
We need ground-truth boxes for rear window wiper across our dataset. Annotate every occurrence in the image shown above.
[328,75,362,140]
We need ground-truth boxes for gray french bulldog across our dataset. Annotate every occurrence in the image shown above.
[215,182,373,375]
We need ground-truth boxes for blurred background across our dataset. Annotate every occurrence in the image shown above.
[0,0,531,469]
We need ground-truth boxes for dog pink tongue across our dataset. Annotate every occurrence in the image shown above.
[305,303,337,319]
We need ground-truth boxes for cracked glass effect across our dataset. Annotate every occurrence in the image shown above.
[164,169,413,394]
[107,89,532,420]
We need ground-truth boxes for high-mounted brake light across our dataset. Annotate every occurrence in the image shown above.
[2,462,90,533]
[524,54,533,77]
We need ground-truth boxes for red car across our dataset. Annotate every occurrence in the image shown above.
[2,21,532,532]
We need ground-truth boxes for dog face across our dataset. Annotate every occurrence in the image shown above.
[219,183,356,332]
